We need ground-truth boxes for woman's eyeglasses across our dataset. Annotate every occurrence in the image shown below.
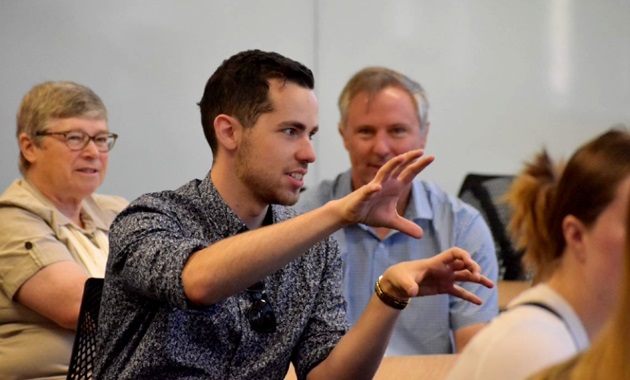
[36,130,118,152]
[246,281,277,333]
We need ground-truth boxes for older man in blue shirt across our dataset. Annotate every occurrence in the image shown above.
[297,67,499,355]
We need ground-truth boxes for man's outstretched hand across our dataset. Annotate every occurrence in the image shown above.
[379,247,495,305]
[337,149,434,238]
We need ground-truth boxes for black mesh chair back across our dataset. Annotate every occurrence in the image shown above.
[458,173,526,280]
[66,277,104,380]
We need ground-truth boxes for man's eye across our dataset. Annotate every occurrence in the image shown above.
[392,128,407,135]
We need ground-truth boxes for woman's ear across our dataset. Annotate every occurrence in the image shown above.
[18,133,37,164]
[562,214,588,262]
[214,114,241,152]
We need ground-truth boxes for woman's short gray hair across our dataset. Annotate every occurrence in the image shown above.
[16,81,107,174]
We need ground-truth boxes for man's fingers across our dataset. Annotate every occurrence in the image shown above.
[374,150,425,183]
[443,247,485,275]
[476,275,495,288]
[392,216,424,239]
[373,154,405,183]
[450,285,483,305]
[398,154,435,183]
[440,247,495,288]
[390,150,425,179]
[453,271,495,289]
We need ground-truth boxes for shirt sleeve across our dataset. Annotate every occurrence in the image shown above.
[291,237,349,380]
[106,198,208,309]
[449,206,500,331]
[0,206,74,298]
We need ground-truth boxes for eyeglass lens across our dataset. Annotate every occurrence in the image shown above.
[65,131,117,151]
[37,130,117,152]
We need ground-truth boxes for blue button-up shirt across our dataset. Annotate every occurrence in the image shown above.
[297,170,499,355]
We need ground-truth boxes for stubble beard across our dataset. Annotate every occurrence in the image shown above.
[235,138,299,207]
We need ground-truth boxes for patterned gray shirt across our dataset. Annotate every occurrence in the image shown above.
[94,176,348,379]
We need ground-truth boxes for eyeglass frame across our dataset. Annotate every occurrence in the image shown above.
[35,130,118,152]
[246,281,277,333]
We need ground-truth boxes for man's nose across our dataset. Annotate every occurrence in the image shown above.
[298,137,316,163]
[372,132,393,158]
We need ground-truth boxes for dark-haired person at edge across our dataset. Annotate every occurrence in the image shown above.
[94,50,493,379]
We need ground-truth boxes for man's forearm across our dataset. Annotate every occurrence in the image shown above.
[182,200,347,305]
[308,295,400,380]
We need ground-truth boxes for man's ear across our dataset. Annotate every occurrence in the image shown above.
[214,114,241,151]
[18,133,37,164]
[419,120,430,149]
[338,123,350,150]
[562,214,588,262]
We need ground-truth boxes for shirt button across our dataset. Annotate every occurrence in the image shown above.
[25,241,33,250]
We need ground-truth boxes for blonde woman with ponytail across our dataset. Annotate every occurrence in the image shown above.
[529,187,630,380]
[448,128,630,380]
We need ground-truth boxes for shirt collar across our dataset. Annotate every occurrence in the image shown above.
[198,174,251,236]
[336,169,435,225]
[409,179,434,221]
[8,179,106,233]
[198,174,279,236]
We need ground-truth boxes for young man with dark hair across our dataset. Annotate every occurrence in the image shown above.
[95,50,493,379]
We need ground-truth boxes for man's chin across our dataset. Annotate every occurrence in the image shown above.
[274,191,300,207]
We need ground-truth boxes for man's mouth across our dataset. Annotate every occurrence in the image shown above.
[289,173,304,181]
[77,168,99,173]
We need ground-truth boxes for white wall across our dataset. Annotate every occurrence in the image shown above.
[315,0,630,193]
[1,1,629,200]
[0,1,316,199]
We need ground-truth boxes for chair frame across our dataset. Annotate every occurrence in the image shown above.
[458,173,526,280]
[66,277,104,380]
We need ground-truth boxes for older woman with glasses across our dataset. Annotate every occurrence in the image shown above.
[0,81,127,379]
